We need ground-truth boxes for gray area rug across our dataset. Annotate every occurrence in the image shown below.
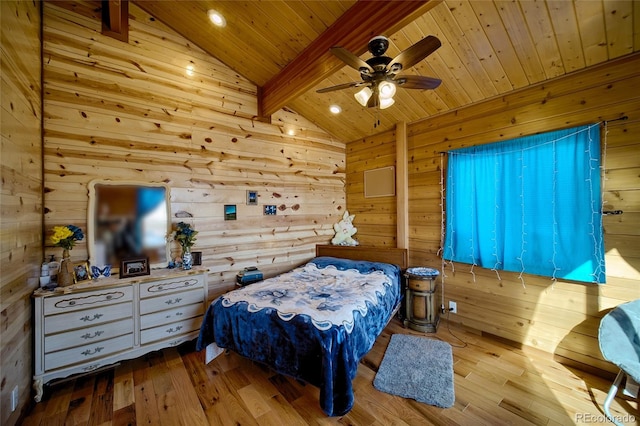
[373,334,455,408]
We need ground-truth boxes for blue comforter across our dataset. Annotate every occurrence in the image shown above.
[196,256,402,416]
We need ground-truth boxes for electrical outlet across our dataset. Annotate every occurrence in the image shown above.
[11,385,18,412]
[449,300,457,314]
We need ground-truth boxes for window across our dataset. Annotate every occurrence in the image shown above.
[443,124,605,283]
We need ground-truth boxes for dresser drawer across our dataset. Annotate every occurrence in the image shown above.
[44,287,133,315]
[140,317,201,345]
[45,318,134,352]
[140,303,204,330]
[139,288,203,315]
[44,302,133,335]
[45,333,134,371]
[140,275,203,299]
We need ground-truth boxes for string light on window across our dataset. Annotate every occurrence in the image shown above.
[551,139,559,284]
[491,155,502,281]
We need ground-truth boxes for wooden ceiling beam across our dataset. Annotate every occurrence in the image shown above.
[102,0,129,42]
[259,0,442,117]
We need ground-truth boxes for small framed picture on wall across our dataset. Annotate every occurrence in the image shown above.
[224,204,237,220]
[264,205,277,215]
[246,190,258,205]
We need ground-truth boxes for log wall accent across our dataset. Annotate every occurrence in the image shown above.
[42,2,345,300]
[0,1,42,424]
[346,52,640,374]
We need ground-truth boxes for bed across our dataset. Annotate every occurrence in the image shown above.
[196,245,407,416]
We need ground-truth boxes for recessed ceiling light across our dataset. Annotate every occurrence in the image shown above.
[287,129,296,136]
[185,64,195,76]
[207,9,226,27]
[329,105,342,114]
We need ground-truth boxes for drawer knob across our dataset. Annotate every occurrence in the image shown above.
[80,313,104,322]
[81,330,105,339]
[165,298,182,305]
[81,346,104,356]
[165,325,183,334]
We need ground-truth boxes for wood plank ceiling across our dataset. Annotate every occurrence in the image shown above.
[134,0,639,142]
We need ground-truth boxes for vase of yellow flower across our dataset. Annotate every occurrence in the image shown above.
[174,222,197,270]
[51,225,84,286]
[58,249,73,286]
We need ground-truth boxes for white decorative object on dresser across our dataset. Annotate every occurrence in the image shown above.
[32,268,207,402]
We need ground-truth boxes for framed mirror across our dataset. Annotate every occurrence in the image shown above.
[88,180,171,271]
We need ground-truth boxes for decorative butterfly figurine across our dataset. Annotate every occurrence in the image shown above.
[91,265,111,279]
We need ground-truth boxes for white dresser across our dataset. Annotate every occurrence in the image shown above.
[32,268,207,402]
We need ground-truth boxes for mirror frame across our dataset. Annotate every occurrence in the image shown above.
[87,179,171,270]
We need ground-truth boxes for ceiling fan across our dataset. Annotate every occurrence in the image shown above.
[317,35,442,109]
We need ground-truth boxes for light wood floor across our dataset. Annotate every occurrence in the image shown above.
[21,318,638,425]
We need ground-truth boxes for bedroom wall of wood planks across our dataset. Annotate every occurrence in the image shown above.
[1,2,345,422]
[3,0,639,423]
[0,1,43,424]
[41,1,345,300]
[346,52,640,376]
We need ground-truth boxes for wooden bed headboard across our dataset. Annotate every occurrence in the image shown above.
[315,244,408,270]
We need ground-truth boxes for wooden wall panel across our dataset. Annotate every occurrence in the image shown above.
[345,52,640,374]
[0,1,42,424]
[42,2,346,302]
[346,129,398,247]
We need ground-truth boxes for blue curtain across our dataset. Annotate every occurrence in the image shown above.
[443,124,606,283]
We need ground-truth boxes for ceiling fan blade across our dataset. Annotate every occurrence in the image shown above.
[330,47,374,74]
[395,75,442,90]
[389,35,441,72]
[316,81,366,93]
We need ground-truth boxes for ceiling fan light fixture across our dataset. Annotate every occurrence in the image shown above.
[378,81,396,99]
[318,34,442,112]
[379,97,395,110]
[354,87,372,107]
[207,9,226,27]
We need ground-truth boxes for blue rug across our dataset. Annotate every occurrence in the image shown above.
[373,334,455,408]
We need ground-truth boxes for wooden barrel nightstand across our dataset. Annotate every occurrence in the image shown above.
[404,267,441,333]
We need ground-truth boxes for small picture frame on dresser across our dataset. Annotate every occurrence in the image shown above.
[73,262,90,283]
[192,251,202,266]
[119,256,150,279]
